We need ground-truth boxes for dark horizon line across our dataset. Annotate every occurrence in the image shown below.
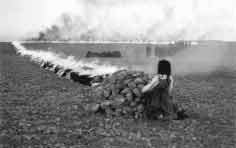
[0,39,235,43]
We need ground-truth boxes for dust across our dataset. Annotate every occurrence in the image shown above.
[170,41,236,75]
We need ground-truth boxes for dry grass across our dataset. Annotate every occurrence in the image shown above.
[0,43,235,148]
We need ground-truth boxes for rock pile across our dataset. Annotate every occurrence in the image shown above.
[91,70,153,119]
[39,61,159,119]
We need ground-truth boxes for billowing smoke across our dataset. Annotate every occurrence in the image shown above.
[32,0,236,41]
[12,41,125,76]
[170,41,236,75]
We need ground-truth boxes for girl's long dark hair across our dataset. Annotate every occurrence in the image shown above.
[157,59,171,76]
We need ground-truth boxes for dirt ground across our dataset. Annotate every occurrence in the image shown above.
[0,42,235,148]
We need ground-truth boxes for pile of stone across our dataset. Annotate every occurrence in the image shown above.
[40,61,160,119]
[91,70,152,119]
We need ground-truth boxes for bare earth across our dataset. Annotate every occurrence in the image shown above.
[0,43,235,148]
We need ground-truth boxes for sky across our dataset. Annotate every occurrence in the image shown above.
[0,0,236,41]
[0,0,78,41]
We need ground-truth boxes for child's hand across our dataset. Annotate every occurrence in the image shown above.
[150,75,159,86]
[152,75,159,81]
[142,75,159,93]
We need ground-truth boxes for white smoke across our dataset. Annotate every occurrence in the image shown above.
[12,41,125,76]
[34,0,236,41]
[171,41,236,75]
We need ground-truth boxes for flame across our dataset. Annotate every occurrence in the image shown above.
[12,41,125,76]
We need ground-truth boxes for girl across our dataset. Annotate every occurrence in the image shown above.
[142,59,178,120]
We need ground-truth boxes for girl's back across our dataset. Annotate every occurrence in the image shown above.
[142,59,177,119]
[145,75,171,108]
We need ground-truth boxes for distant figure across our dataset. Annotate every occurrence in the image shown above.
[142,59,179,120]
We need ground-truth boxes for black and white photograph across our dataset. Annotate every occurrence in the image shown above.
[0,0,235,147]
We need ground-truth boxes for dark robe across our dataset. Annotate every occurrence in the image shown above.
[143,77,177,119]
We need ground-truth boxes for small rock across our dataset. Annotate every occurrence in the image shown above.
[46,126,57,134]
[125,92,133,102]
[115,108,122,116]
[124,79,132,85]
[115,83,125,90]
[128,82,136,89]
[115,95,126,103]
[110,76,117,84]
[143,74,150,82]
[94,86,104,97]
[103,89,111,98]
[85,103,100,112]
[134,97,141,102]
[132,88,142,97]
[134,112,139,119]
[100,101,112,108]
[137,104,144,112]
[137,131,142,139]
[134,77,145,84]
[111,85,119,96]
[121,87,131,95]
[130,101,136,107]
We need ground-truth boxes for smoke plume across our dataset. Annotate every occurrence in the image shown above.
[12,41,125,76]
[171,41,236,75]
[31,0,236,41]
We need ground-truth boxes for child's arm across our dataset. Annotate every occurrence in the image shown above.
[168,75,174,95]
[142,75,159,93]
